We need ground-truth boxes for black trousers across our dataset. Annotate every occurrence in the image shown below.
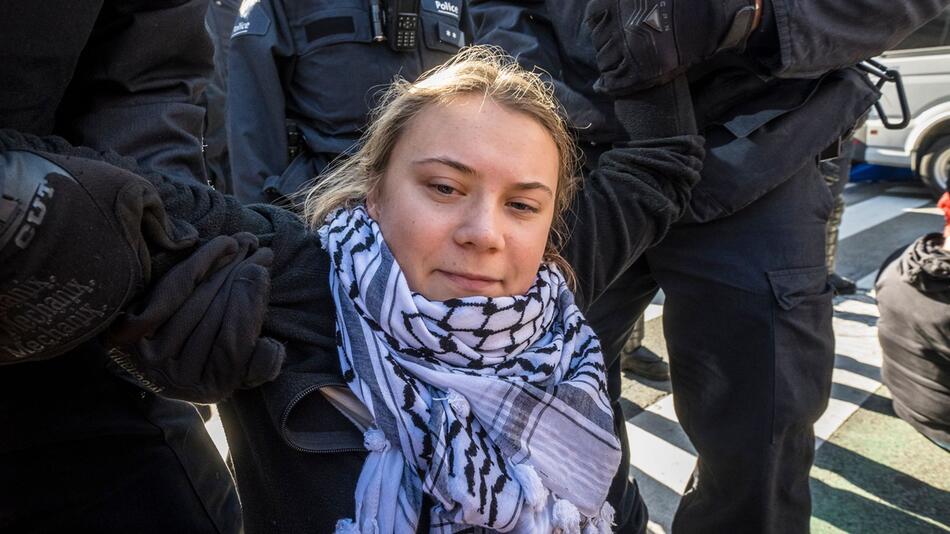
[589,164,836,533]
[0,344,242,533]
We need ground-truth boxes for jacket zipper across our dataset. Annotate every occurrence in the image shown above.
[280,381,366,454]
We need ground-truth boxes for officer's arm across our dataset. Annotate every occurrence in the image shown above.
[562,78,703,308]
[226,0,295,204]
[0,131,332,387]
[55,0,213,186]
[759,0,950,78]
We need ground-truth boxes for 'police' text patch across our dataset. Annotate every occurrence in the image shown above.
[422,0,461,19]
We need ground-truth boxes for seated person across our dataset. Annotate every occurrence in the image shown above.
[876,190,950,451]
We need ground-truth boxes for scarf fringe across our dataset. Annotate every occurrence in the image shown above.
[335,519,361,534]
[512,463,548,511]
[323,206,620,533]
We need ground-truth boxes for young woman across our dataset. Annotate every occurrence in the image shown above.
[218,47,701,533]
[301,49,617,533]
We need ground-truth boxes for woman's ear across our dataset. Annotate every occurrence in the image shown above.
[366,187,381,219]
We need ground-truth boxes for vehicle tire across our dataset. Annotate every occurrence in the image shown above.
[918,136,950,199]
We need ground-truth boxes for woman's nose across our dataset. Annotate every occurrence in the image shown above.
[454,201,505,252]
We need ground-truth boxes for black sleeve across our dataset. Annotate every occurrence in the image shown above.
[562,78,704,308]
[468,1,561,82]
[562,135,703,309]
[762,0,950,78]
[56,0,215,185]
[226,0,296,203]
[135,152,339,374]
[468,0,622,142]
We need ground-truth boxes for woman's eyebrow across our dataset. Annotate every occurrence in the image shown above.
[512,181,554,197]
[412,156,476,175]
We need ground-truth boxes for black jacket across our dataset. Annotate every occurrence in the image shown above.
[0,2,234,532]
[876,235,950,448]
[0,0,213,185]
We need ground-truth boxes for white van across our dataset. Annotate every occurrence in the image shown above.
[861,7,950,197]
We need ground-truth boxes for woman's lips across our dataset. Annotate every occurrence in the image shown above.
[438,270,501,292]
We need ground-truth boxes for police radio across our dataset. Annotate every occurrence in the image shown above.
[372,0,419,51]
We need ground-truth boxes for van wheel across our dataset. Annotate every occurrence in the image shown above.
[919,136,950,199]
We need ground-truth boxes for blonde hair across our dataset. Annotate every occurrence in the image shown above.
[302,45,580,281]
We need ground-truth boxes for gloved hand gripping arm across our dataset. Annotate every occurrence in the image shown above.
[0,131,300,402]
[0,132,198,363]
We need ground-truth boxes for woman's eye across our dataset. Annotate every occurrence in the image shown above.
[509,201,539,213]
[431,183,456,195]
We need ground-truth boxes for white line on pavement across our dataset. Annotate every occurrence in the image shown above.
[838,194,931,240]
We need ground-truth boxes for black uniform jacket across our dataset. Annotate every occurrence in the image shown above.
[227,0,466,203]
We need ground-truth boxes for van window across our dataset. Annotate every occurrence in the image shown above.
[891,8,950,51]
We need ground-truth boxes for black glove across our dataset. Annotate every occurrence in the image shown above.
[585,0,761,94]
[105,232,286,403]
[0,136,198,364]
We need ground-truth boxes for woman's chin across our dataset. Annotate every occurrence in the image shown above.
[414,272,508,300]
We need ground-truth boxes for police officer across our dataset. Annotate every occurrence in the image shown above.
[0,2,243,531]
[470,0,950,532]
[226,0,468,204]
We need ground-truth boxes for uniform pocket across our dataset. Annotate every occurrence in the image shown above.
[421,11,465,54]
[766,266,835,443]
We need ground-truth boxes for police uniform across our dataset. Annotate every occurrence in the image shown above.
[203,0,243,194]
[470,0,950,532]
[0,2,241,532]
[226,0,467,204]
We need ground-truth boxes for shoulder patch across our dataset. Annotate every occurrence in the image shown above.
[232,0,271,38]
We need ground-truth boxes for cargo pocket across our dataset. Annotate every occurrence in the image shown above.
[766,266,835,444]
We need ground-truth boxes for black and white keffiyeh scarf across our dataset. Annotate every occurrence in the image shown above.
[320,206,621,534]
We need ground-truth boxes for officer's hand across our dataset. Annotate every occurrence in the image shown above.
[585,0,760,95]
[0,136,198,364]
[104,233,286,404]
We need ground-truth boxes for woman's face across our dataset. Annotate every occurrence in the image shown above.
[368,94,560,300]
